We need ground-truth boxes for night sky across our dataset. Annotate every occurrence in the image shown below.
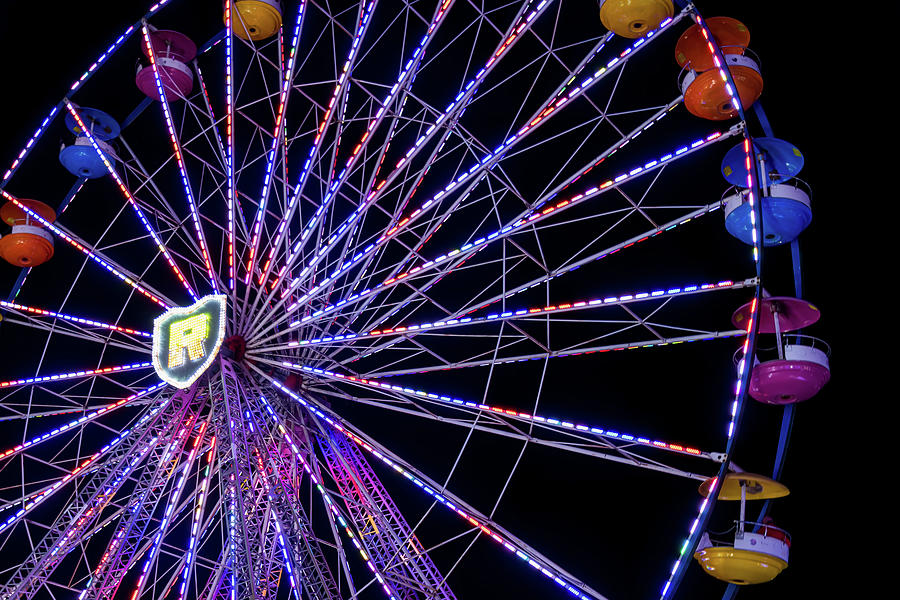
[0,1,847,598]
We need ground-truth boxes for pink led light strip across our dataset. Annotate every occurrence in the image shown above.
[248,437,301,599]
[0,362,152,389]
[288,130,730,326]
[0,300,151,337]
[0,190,170,308]
[176,434,216,600]
[0,382,166,461]
[245,2,307,285]
[141,25,219,294]
[225,0,236,290]
[278,361,708,458]
[254,395,399,600]
[286,279,745,339]
[258,376,605,600]
[65,102,198,302]
[257,0,379,291]
[129,421,208,600]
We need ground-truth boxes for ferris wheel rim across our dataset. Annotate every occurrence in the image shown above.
[0,2,789,599]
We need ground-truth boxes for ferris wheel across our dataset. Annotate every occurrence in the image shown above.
[0,1,828,599]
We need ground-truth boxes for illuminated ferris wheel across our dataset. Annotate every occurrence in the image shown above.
[0,1,828,598]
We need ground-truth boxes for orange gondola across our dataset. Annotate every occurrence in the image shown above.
[675,16,750,72]
[0,199,56,267]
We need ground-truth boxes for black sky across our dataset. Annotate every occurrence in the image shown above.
[0,1,850,598]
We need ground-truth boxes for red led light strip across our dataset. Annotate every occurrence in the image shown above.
[140,25,219,294]
[64,102,198,302]
[0,190,170,308]
[0,299,151,337]
[0,362,152,389]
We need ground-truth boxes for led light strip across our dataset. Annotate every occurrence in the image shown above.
[276,16,679,303]
[194,61,227,160]
[288,130,728,323]
[262,0,460,290]
[248,430,301,599]
[59,436,159,567]
[279,361,707,458]
[0,190,170,308]
[349,330,744,378]
[659,13,763,599]
[289,279,743,337]
[0,181,84,308]
[272,0,564,298]
[141,25,219,294]
[354,83,674,336]
[175,432,216,600]
[0,382,165,461]
[260,0,379,290]
[45,394,175,577]
[256,395,399,600]
[245,2,307,284]
[129,421,208,600]
[0,395,171,536]
[227,475,237,600]
[0,362,151,389]
[262,381,603,600]
[82,415,197,596]
[175,433,215,600]
[225,0,236,291]
[0,1,173,185]
[65,102,198,302]
[0,300,151,337]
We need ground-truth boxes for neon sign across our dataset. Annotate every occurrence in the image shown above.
[152,294,226,388]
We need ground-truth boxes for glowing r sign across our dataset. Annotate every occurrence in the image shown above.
[152,295,227,388]
[167,313,211,368]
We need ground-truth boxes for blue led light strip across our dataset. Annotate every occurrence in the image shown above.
[1,191,171,309]
[659,12,764,598]
[257,0,379,293]
[272,14,683,307]
[261,0,473,292]
[141,25,219,294]
[245,2,307,285]
[276,361,709,458]
[0,362,152,390]
[0,390,174,537]
[285,279,747,339]
[129,421,208,600]
[176,433,216,600]
[286,130,732,327]
[0,382,165,461]
[255,395,400,600]
[0,1,173,187]
[80,414,198,597]
[247,436,301,599]
[225,0,236,291]
[252,368,609,600]
[0,300,151,337]
[65,102,198,302]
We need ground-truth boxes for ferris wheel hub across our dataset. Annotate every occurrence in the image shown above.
[151,294,228,388]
